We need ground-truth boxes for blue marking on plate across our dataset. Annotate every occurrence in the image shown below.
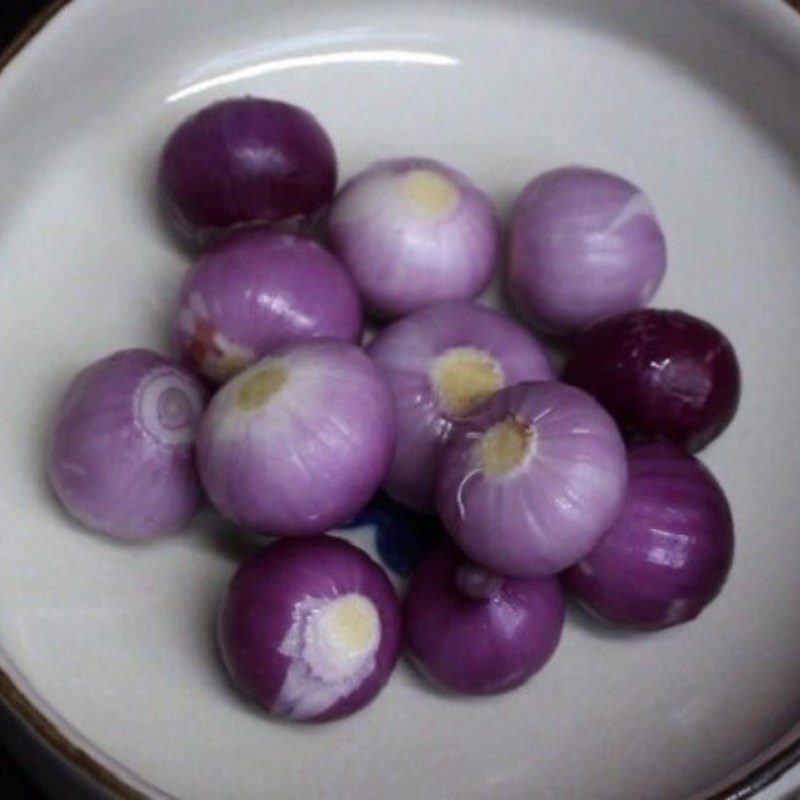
[341,492,443,577]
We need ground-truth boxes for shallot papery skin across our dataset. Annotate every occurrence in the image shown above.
[368,300,553,512]
[174,230,362,384]
[436,381,627,577]
[197,339,395,536]
[563,442,734,630]
[159,97,337,243]
[328,158,498,318]
[49,349,207,539]
[563,308,741,452]
[508,166,667,335]
[218,537,401,722]
[404,544,565,694]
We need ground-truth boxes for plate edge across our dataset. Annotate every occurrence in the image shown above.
[1,1,800,799]
[0,666,147,800]
[0,0,72,73]
[0,6,147,800]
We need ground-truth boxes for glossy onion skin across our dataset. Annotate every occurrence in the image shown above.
[174,230,363,384]
[436,382,627,577]
[48,349,207,540]
[368,301,554,513]
[219,537,401,722]
[404,544,565,694]
[159,98,337,243]
[563,309,741,452]
[328,158,498,318]
[563,443,734,630]
[197,339,395,536]
[508,166,667,335]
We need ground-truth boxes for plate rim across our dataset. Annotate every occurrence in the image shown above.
[2,1,799,798]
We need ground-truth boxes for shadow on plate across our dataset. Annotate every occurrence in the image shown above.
[564,599,643,641]
[188,507,267,565]
[515,0,800,174]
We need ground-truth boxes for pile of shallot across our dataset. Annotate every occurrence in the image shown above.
[48,97,739,722]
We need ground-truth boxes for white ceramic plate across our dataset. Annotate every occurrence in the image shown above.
[2,1,800,798]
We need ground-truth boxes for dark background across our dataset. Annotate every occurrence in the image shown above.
[4,0,55,52]
[1,1,60,796]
